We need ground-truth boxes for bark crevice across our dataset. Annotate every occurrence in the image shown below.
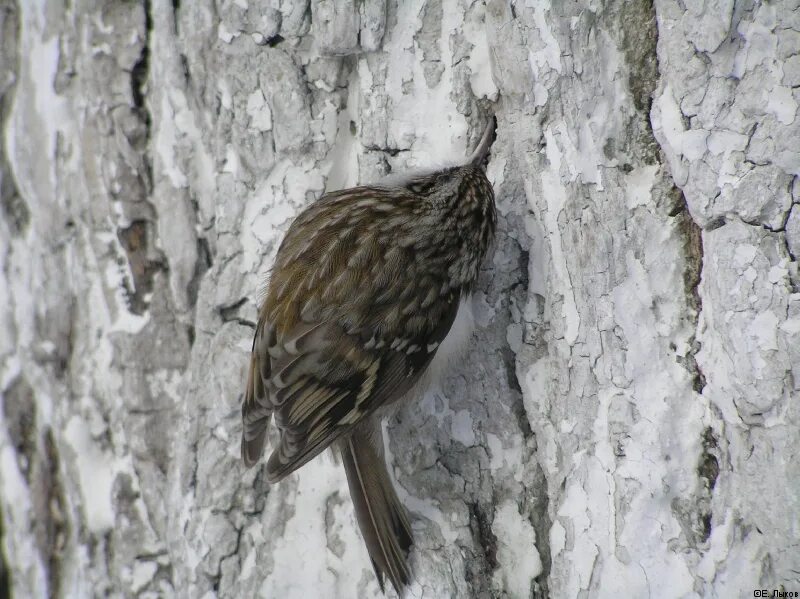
[0,513,8,599]
[0,0,25,238]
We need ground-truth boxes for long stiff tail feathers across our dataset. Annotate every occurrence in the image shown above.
[341,427,413,595]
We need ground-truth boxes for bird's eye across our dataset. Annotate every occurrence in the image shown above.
[406,178,434,195]
[406,170,458,195]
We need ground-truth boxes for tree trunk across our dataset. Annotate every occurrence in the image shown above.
[1,1,798,597]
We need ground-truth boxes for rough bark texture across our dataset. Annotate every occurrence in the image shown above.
[1,1,798,598]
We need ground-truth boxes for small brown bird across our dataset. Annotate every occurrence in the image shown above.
[241,120,497,594]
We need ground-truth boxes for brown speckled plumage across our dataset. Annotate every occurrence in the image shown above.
[241,121,496,594]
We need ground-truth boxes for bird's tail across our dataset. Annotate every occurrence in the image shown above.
[341,425,413,595]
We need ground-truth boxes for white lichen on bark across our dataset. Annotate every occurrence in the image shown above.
[0,0,797,598]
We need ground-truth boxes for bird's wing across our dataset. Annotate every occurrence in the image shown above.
[240,310,275,467]
[240,187,462,481]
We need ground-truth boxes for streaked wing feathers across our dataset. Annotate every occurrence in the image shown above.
[240,187,462,480]
[241,316,274,467]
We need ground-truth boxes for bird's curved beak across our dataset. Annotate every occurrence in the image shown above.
[469,117,496,167]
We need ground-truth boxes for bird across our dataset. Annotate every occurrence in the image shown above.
[240,118,497,594]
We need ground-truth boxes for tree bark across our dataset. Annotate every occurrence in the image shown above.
[1,1,797,597]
